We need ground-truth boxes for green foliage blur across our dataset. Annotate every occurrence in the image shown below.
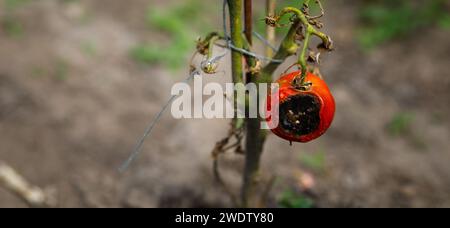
[278,189,314,208]
[2,17,23,37]
[131,0,213,70]
[386,112,427,150]
[2,0,31,38]
[4,0,30,11]
[358,0,450,50]
[387,112,414,136]
[299,151,326,172]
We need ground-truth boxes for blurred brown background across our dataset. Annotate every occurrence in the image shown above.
[0,0,449,207]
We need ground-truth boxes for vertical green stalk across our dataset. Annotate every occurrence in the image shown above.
[242,116,267,207]
[227,0,244,84]
[227,0,259,207]
[299,29,311,83]
[227,2,245,190]
[228,0,266,207]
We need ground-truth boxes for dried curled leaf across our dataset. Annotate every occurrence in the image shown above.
[265,15,279,27]
[309,19,323,29]
[317,35,334,51]
[196,38,209,56]
[249,60,262,75]
[307,51,321,64]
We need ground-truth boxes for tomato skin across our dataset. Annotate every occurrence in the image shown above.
[267,71,335,143]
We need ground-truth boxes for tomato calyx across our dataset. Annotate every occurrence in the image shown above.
[281,63,313,91]
[292,80,313,91]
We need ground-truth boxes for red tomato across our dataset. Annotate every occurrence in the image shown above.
[266,71,335,143]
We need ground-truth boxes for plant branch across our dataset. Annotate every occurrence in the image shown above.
[244,0,253,45]
[240,0,264,207]
[278,6,333,81]
[261,19,302,82]
[299,28,311,83]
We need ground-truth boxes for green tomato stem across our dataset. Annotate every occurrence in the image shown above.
[299,28,311,83]
[277,5,332,86]
[207,35,220,60]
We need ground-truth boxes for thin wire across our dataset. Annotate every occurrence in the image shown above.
[253,31,278,52]
[119,70,201,172]
[228,43,283,63]
[223,0,228,42]
[222,0,283,64]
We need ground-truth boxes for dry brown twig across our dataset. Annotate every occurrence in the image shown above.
[0,161,54,207]
[211,122,244,206]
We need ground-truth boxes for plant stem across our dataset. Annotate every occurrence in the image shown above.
[265,0,276,58]
[277,5,332,82]
[261,19,301,81]
[299,28,311,82]
[242,116,267,207]
[226,0,259,207]
[244,0,253,45]
[241,17,302,209]
[278,6,332,51]
[227,0,307,207]
[240,0,264,208]
[227,0,244,84]
[207,35,220,59]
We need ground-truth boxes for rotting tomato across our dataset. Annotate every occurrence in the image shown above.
[266,70,335,143]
